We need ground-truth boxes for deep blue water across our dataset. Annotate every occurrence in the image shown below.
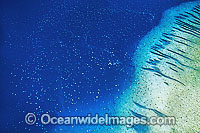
[0,0,195,132]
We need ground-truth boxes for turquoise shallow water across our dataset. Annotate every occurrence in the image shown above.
[115,1,200,132]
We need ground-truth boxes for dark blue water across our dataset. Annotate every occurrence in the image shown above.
[0,0,195,132]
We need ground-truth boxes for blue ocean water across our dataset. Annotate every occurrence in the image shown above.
[0,0,195,132]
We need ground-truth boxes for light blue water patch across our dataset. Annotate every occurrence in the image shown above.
[114,1,200,132]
